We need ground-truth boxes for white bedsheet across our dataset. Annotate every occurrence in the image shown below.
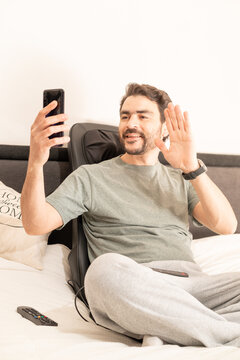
[1,234,240,360]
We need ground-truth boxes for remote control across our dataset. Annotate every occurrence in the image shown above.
[17,306,58,326]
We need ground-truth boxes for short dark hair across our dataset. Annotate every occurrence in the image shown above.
[120,83,172,125]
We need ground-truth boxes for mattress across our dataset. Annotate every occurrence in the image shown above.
[1,234,240,360]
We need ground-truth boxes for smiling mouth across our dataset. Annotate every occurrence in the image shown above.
[123,131,143,139]
[125,135,141,139]
[124,135,142,143]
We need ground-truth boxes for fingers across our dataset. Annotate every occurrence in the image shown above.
[35,100,65,124]
[175,105,185,131]
[36,107,68,129]
[167,103,179,131]
[45,114,68,128]
[32,113,69,136]
[49,135,70,147]
[43,123,70,139]
[165,103,189,133]
[33,100,69,133]
[31,104,70,149]
[164,108,174,135]
[29,103,70,166]
[41,100,58,116]
[155,137,168,155]
[183,111,191,133]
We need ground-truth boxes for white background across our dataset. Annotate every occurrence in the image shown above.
[1,0,240,154]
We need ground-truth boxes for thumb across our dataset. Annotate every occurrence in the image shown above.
[155,138,168,155]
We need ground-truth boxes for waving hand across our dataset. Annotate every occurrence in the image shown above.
[155,103,199,173]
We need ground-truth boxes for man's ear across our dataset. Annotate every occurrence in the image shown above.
[161,123,169,141]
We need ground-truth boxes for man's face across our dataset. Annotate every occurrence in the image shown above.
[119,95,163,155]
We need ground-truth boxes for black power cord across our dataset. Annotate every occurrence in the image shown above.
[67,279,143,341]
[67,280,112,331]
[67,280,93,323]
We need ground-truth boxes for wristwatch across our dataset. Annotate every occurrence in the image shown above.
[182,159,207,180]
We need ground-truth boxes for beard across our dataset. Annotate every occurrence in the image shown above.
[119,128,159,155]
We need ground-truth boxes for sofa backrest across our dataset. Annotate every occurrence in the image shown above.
[0,144,72,248]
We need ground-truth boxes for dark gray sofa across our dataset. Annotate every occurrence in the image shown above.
[0,143,239,252]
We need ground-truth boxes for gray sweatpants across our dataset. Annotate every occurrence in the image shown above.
[84,253,240,347]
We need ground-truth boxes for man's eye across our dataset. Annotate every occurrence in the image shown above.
[121,116,128,120]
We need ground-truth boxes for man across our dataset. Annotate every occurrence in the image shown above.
[21,83,239,347]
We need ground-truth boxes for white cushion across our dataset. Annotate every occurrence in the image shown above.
[0,181,49,269]
[192,233,240,274]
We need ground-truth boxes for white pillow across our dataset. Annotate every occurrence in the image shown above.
[192,233,240,275]
[0,181,49,269]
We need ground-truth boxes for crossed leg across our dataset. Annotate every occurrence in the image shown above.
[84,253,240,347]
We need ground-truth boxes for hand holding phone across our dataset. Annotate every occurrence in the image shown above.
[43,89,65,146]
[28,89,70,168]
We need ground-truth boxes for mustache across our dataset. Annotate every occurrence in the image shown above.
[123,129,145,138]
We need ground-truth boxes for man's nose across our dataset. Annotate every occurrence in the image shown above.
[127,114,139,128]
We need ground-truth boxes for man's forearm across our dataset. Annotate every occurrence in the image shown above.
[154,102,237,234]
[21,164,49,234]
[191,173,238,234]
[21,100,69,235]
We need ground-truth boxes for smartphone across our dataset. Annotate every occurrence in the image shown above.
[151,268,189,277]
[43,88,65,145]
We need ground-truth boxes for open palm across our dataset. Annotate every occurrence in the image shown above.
[155,103,198,173]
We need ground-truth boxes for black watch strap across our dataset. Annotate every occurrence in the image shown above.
[182,159,207,180]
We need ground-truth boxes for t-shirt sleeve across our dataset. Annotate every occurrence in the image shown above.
[187,181,203,227]
[46,166,91,228]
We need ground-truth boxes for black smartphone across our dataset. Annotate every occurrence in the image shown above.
[43,88,65,144]
[151,268,189,277]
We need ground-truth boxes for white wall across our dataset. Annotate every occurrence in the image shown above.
[1,0,240,154]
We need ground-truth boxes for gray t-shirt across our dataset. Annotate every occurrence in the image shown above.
[46,156,200,263]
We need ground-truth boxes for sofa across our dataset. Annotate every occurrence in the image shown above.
[0,141,240,360]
